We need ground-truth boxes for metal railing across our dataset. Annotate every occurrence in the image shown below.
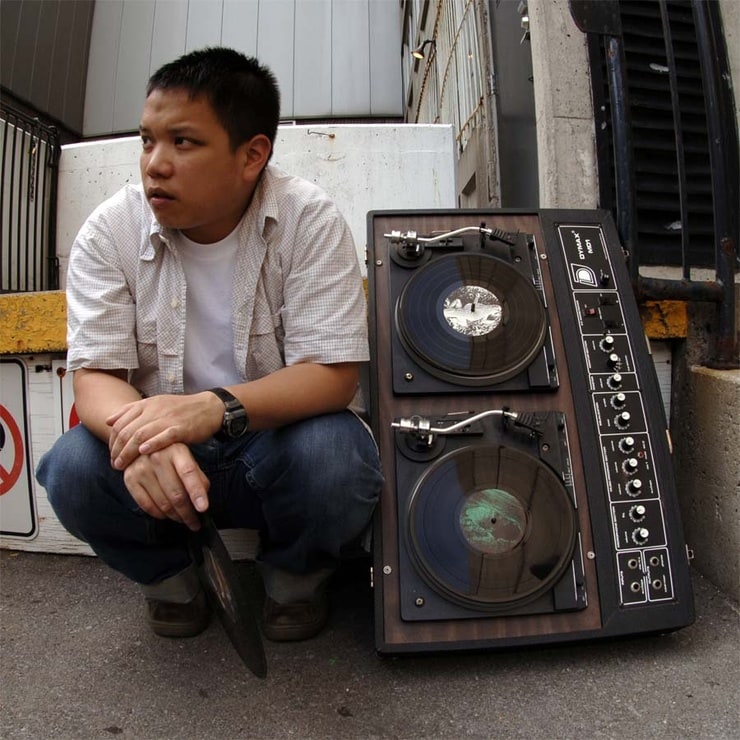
[572,0,739,369]
[0,101,61,293]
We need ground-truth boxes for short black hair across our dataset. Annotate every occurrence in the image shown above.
[147,47,281,151]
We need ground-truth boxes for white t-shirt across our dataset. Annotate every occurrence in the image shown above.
[176,229,241,393]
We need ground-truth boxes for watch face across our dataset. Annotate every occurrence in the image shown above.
[226,413,249,438]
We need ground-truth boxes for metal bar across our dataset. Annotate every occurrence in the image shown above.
[604,34,639,283]
[638,275,724,303]
[11,117,20,291]
[30,123,41,291]
[46,125,60,291]
[658,0,691,281]
[0,115,9,291]
[692,0,739,368]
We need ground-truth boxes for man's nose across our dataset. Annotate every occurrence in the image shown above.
[142,145,173,178]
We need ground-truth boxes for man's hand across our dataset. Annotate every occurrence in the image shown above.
[122,443,210,531]
[107,392,222,470]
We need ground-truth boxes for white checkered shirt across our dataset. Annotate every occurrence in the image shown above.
[65,165,369,408]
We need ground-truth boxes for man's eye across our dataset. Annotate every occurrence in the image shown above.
[141,136,152,149]
[174,137,190,147]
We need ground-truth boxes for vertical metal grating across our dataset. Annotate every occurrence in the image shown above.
[0,103,60,293]
[593,0,715,267]
[575,0,738,367]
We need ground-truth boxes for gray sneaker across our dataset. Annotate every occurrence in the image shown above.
[261,592,328,642]
[146,589,211,638]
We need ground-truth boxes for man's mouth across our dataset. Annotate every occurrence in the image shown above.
[147,188,175,203]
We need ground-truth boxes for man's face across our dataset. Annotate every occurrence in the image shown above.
[139,88,265,244]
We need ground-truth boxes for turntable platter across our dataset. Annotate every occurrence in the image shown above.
[395,253,548,385]
[407,444,577,611]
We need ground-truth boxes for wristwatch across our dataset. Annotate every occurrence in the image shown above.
[208,387,250,440]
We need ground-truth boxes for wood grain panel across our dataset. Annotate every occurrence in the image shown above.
[368,211,603,652]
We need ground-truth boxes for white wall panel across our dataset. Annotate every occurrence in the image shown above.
[221,0,259,57]
[332,0,371,116]
[83,0,123,135]
[84,0,402,137]
[369,0,402,115]
[55,124,456,281]
[185,0,224,51]
[256,0,296,118]
[150,0,188,74]
[293,0,333,117]
[112,0,156,131]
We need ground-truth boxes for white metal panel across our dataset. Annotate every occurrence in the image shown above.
[331,0,371,116]
[221,0,259,57]
[185,0,224,52]
[84,0,403,136]
[293,0,333,117]
[150,0,188,74]
[256,0,296,119]
[55,124,456,280]
[83,0,123,135]
[112,0,156,132]
[369,0,402,115]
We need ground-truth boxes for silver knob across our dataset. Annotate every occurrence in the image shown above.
[626,478,643,496]
[615,411,631,429]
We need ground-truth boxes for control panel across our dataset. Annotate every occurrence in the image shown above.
[556,224,678,607]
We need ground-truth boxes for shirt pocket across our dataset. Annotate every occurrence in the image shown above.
[135,315,159,372]
[246,311,285,378]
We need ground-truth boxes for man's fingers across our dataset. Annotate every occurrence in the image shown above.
[171,450,210,515]
[111,424,175,470]
[149,449,205,530]
[122,446,208,531]
[123,464,170,521]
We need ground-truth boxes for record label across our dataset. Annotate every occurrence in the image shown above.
[459,488,527,555]
[443,285,503,337]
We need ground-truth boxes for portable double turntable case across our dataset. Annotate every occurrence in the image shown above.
[366,209,694,654]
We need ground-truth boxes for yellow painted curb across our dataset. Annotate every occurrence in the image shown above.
[0,291,67,354]
[639,300,688,340]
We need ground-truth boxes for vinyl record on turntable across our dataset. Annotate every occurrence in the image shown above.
[395,253,547,386]
[406,444,577,612]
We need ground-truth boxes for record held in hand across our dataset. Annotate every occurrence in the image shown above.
[189,514,267,678]
[396,253,547,385]
[406,444,577,611]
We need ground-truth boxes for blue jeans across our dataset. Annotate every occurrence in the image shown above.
[36,411,382,587]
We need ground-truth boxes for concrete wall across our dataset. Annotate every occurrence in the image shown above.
[528,0,740,600]
[55,124,457,283]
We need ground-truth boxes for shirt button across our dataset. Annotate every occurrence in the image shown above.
[167,374,176,384]
[171,298,179,309]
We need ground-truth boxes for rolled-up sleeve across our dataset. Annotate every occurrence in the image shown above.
[66,206,140,373]
[278,194,368,367]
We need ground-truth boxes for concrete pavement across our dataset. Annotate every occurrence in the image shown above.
[1,550,738,739]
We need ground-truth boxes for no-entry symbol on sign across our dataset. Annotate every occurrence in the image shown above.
[0,405,24,495]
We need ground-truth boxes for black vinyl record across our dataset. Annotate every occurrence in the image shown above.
[189,514,267,678]
[407,444,577,611]
[396,253,547,385]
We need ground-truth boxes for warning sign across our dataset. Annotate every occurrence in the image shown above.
[0,358,37,538]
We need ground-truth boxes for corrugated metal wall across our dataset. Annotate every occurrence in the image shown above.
[84,0,404,137]
[0,0,95,136]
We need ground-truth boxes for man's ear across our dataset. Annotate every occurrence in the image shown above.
[241,134,272,179]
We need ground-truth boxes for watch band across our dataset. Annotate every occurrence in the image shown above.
[208,387,250,439]
[208,386,241,409]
